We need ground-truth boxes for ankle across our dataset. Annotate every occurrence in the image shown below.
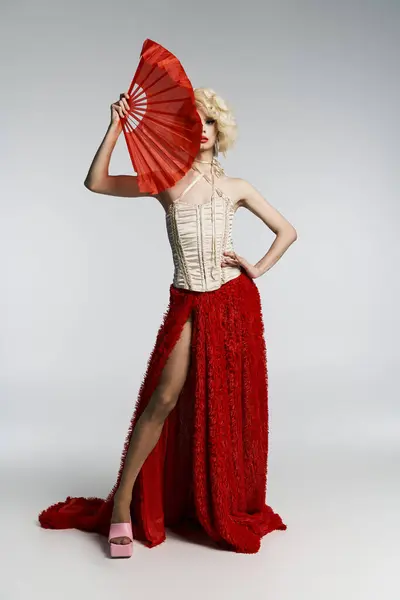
[113,487,133,506]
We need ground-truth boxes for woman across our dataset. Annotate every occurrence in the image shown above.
[38,87,297,556]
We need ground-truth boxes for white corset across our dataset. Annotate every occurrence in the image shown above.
[165,165,241,292]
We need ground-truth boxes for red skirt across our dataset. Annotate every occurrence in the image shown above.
[38,271,287,554]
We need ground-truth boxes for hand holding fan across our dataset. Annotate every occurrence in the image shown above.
[121,38,202,194]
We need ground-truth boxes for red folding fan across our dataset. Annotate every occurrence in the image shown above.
[121,38,202,194]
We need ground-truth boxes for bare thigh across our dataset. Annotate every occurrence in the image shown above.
[146,311,193,419]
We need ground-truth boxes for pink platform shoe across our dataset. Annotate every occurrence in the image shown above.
[108,521,133,558]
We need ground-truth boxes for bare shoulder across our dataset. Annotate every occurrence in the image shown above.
[225,176,275,209]
[217,175,252,212]
[224,176,297,236]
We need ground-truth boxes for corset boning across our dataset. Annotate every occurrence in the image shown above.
[165,195,242,292]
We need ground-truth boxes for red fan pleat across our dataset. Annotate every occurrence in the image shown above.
[121,39,202,194]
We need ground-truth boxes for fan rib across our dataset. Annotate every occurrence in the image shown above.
[122,39,202,193]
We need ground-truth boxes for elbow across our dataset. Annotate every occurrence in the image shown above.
[281,225,297,243]
[84,177,110,195]
[84,178,97,192]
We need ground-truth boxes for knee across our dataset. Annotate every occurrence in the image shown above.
[148,387,179,422]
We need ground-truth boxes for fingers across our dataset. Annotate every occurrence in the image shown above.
[111,103,124,119]
[221,250,240,267]
[111,92,130,119]
[223,250,239,261]
[119,92,130,113]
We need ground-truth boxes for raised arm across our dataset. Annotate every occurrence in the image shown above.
[83,92,153,198]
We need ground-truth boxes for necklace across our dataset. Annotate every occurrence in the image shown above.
[192,159,218,280]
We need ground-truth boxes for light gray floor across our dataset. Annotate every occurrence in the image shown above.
[2,395,398,600]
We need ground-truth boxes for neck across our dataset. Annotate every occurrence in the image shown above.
[193,149,216,173]
[195,148,214,162]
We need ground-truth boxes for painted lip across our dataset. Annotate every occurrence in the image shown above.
[201,137,208,142]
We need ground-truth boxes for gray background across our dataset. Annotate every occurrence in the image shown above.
[1,0,399,598]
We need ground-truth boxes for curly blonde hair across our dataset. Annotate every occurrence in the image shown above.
[193,87,237,157]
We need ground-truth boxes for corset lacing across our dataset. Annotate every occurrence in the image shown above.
[191,157,225,280]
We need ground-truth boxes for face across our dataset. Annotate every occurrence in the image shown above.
[197,108,218,151]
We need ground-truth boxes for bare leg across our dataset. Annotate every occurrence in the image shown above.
[110,313,193,544]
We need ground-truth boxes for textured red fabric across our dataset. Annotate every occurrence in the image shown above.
[38,272,287,554]
[121,38,202,194]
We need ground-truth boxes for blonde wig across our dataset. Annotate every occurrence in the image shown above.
[193,88,237,157]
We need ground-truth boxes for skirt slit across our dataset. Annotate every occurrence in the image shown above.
[38,272,287,554]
